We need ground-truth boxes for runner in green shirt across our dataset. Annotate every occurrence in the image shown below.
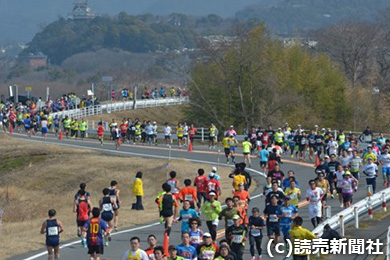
[201,192,222,241]
[79,119,87,140]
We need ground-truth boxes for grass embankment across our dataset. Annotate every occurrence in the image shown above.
[86,105,186,126]
[0,136,240,259]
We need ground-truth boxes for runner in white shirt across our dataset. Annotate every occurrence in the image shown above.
[183,122,189,146]
[163,123,172,146]
[339,150,351,167]
[362,157,379,193]
[380,149,390,187]
[334,165,345,208]
[306,180,324,228]
[41,117,48,140]
[152,121,158,145]
[121,237,149,260]
[326,136,339,157]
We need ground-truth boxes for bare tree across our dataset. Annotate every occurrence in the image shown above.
[313,22,381,88]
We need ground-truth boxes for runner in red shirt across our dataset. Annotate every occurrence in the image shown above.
[144,234,157,259]
[194,169,208,209]
[119,120,128,143]
[206,173,221,200]
[188,124,197,144]
[261,132,270,146]
[97,123,104,146]
[73,190,91,246]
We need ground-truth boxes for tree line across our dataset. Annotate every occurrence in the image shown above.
[186,25,350,132]
[19,12,254,65]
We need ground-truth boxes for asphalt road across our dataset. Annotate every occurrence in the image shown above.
[6,132,385,260]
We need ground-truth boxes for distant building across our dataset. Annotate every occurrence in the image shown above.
[69,0,95,20]
[27,52,48,69]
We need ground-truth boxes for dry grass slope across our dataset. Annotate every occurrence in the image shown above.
[0,136,236,259]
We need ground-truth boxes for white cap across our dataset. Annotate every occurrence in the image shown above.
[203,232,212,238]
[230,125,234,128]
[324,155,330,159]
[209,172,215,178]
[208,191,216,196]
[348,148,353,151]
[153,121,156,124]
[211,167,217,173]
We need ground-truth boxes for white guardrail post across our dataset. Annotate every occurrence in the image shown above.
[354,207,359,229]
[339,215,345,237]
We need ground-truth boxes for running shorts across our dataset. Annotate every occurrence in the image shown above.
[88,244,104,255]
[101,212,114,222]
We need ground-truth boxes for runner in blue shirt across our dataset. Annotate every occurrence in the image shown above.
[179,201,199,232]
[176,232,198,260]
[23,116,32,137]
[82,207,110,260]
[276,197,298,249]
[258,145,270,171]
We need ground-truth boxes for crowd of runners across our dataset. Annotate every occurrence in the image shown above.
[1,100,388,260]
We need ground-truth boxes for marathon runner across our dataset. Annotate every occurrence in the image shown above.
[208,123,217,149]
[176,232,198,260]
[40,209,64,260]
[99,188,118,246]
[74,189,92,247]
[248,207,265,260]
[145,234,157,259]
[306,179,324,228]
[82,207,111,260]
[109,180,121,231]
[121,237,149,260]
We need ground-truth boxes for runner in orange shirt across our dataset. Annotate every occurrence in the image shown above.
[178,179,198,209]
[233,196,248,227]
[233,183,251,210]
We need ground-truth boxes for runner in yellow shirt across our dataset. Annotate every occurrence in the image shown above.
[222,135,231,164]
[242,137,253,167]
[284,180,301,207]
[176,123,184,148]
[289,217,316,260]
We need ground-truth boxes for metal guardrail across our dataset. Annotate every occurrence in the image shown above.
[52,97,189,120]
[312,187,390,237]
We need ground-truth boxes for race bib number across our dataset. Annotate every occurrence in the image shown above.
[227,219,234,227]
[185,194,193,201]
[202,250,215,259]
[290,193,297,199]
[48,226,59,236]
[251,229,261,237]
[269,214,278,222]
[102,203,113,211]
[182,214,191,222]
[191,235,200,244]
[232,235,243,243]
